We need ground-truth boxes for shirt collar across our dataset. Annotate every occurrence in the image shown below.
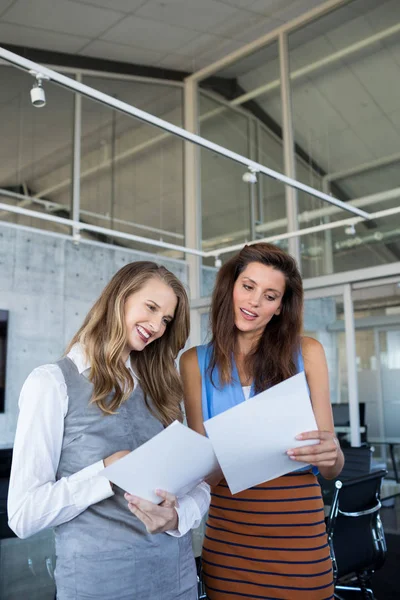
[68,343,137,377]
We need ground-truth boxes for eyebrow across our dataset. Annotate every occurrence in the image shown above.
[242,277,282,296]
[146,300,174,321]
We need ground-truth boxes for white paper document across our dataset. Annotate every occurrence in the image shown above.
[204,372,319,494]
[100,420,219,504]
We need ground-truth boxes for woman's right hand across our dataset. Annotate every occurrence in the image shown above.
[103,450,130,468]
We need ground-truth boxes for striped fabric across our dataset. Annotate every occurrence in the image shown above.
[202,471,334,600]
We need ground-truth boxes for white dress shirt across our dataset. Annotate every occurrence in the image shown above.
[8,344,210,539]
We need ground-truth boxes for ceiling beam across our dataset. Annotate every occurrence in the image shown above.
[0,43,229,90]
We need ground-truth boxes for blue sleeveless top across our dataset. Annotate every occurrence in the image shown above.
[196,343,317,475]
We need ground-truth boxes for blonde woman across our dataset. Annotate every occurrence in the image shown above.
[8,261,210,600]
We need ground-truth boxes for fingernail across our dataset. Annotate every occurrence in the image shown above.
[295,434,303,440]
[287,450,294,455]
[290,456,296,460]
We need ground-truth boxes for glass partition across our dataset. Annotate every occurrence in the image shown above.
[0,65,74,235]
[289,0,400,273]
[198,40,286,281]
[199,92,250,158]
[80,77,184,254]
[304,293,344,406]
[200,153,253,261]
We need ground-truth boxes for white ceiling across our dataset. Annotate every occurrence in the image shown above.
[1,0,400,272]
[0,0,327,72]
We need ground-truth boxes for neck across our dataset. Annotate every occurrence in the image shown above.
[121,348,130,364]
[235,332,261,357]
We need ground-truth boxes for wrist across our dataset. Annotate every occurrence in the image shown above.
[170,506,179,531]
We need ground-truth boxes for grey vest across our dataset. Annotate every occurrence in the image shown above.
[54,357,197,600]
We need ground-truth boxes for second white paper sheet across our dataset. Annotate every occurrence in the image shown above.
[100,421,219,504]
[204,372,319,494]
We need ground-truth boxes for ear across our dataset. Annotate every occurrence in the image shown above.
[274,304,281,316]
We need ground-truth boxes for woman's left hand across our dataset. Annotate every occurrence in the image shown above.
[287,430,340,468]
[124,489,179,534]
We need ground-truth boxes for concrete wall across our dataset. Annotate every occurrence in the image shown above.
[0,222,188,447]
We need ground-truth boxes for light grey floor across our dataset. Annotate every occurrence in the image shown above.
[0,529,56,600]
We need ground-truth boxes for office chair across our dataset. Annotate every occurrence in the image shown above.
[196,556,207,599]
[326,469,387,600]
[319,445,373,506]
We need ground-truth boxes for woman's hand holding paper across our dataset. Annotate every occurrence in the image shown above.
[125,489,179,533]
[287,430,340,468]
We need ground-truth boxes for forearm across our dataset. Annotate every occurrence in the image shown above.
[8,461,114,539]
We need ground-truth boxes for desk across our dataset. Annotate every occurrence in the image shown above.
[369,437,400,483]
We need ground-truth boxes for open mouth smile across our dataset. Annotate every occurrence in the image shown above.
[240,308,258,320]
[136,325,151,342]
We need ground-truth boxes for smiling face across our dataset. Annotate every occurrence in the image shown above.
[232,261,286,341]
[123,277,178,360]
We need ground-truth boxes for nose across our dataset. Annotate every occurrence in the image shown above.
[249,291,261,307]
[149,317,162,334]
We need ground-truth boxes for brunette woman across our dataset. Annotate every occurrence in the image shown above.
[181,243,343,600]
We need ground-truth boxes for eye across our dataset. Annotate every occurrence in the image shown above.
[266,295,276,302]
[243,284,253,291]
[162,317,170,326]
[147,304,156,312]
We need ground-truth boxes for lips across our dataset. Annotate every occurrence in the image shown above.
[240,308,258,320]
[136,325,151,343]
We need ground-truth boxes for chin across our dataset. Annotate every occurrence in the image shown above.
[235,322,254,332]
[129,339,145,352]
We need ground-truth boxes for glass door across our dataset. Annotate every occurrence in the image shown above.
[377,328,400,440]
[303,293,344,407]
[304,284,361,446]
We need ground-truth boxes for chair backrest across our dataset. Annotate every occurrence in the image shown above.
[319,445,373,506]
[327,469,387,580]
[332,402,366,427]
[340,446,373,478]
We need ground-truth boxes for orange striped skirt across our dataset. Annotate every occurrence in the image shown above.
[202,471,334,600]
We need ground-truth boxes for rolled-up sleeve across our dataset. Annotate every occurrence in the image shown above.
[8,365,113,539]
[166,481,210,537]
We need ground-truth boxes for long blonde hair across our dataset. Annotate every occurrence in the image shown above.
[66,261,190,426]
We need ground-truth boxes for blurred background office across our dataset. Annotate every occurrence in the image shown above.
[0,0,399,598]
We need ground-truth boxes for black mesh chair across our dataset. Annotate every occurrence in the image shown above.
[326,469,387,600]
[319,445,373,506]
[196,556,207,599]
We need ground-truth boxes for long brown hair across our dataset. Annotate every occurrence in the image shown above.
[67,261,190,426]
[209,243,303,393]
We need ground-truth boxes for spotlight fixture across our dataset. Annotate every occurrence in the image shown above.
[242,166,259,184]
[29,70,50,108]
[214,256,222,268]
[344,224,356,235]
